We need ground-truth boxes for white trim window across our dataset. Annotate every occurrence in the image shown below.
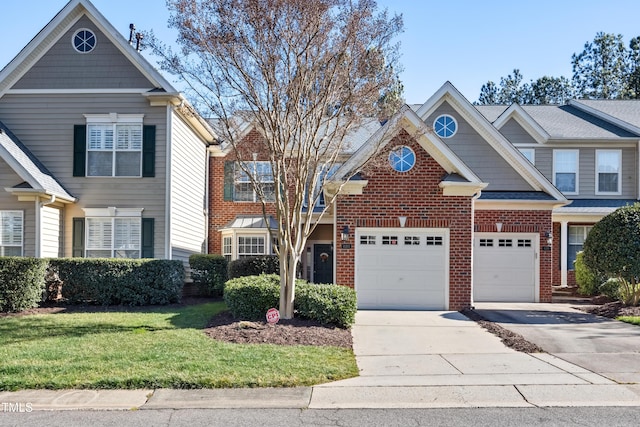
[596,150,621,195]
[237,235,266,258]
[221,231,277,260]
[0,211,23,256]
[568,225,592,270]
[518,148,535,164]
[222,236,232,262]
[234,161,275,202]
[84,208,143,258]
[86,114,143,177]
[553,150,579,194]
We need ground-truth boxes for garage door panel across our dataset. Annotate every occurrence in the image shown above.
[356,229,447,310]
[473,233,537,303]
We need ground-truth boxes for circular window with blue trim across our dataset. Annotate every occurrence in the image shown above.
[433,114,457,138]
[72,29,97,53]
[388,145,416,173]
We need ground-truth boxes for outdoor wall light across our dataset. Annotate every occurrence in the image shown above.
[341,226,350,241]
[545,231,553,245]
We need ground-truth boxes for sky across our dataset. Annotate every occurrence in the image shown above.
[1,0,640,104]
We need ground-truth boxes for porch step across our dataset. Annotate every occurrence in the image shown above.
[552,285,594,304]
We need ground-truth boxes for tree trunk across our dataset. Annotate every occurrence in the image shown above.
[279,251,298,319]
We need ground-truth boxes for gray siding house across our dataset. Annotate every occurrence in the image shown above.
[0,0,216,263]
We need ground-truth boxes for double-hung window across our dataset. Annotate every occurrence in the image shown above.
[233,161,275,202]
[553,150,578,194]
[83,208,143,258]
[86,114,143,177]
[596,150,621,194]
[0,211,23,256]
[568,225,592,269]
[518,148,535,164]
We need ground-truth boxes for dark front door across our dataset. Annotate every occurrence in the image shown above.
[313,244,333,284]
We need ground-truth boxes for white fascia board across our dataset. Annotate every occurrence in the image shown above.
[493,104,550,144]
[570,100,640,136]
[415,82,566,202]
[439,181,487,196]
[552,211,610,223]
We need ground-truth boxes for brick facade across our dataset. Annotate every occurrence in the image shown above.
[335,131,474,310]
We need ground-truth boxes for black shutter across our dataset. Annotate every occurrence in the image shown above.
[73,125,86,177]
[223,161,235,201]
[72,218,85,257]
[142,125,156,177]
[141,218,154,258]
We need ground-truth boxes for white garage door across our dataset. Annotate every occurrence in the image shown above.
[356,228,448,310]
[473,233,538,302]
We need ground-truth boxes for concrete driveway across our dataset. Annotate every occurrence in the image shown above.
[475,303,640,384]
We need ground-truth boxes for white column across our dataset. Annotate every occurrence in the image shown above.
[560,221,568,287]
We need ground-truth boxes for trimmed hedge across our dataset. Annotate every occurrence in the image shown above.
[0,257,48,312]
[189,254,228,296]
[296,282,357,328]
[223,274,357,328]
[574,251,601,296]
[223,274,281,320]
[47,258,184,305]
[228,255,279,279]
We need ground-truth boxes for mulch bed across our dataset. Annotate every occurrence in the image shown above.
[577,301,640,318]
[203,310,353,348]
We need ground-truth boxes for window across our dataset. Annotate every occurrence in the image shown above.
[0,211,23,256]
[426,236,443,246]
[233,161,275,202]
[404,236,420,245]
[85,114,144,177]
[223,237,232,262]
[568,226,592,269]
[360,235,376,245]
[86,217,141,258]
[237,236,266,258]
[518,239,532,248]
[553,150,578,194]
[433,114,457,138]
[72,29,96,53]
[518,148,535,164]
[479,238,493,247]
[498,239,513,247]
[389,146,416,172]
[382,236,398,245]
[596,150,621,194]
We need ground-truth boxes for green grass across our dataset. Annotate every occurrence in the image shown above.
[0,302,358,391]
[617,316,640,326]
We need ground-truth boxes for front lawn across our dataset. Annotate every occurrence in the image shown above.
[617,316,640,326]
[0,302,358,391]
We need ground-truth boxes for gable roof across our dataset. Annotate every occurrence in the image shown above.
[333,104,485,186]
[415,82,566,202]
[0,0,176,97]
[569,100,640,136]
[0,121,75,202]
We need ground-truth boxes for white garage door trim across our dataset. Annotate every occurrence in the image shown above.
[473,232,539,303]
[355,228,449,310]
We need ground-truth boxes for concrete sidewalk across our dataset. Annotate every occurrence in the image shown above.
[2,308,640,410]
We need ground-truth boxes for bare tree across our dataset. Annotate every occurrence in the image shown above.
[148,0,403,318]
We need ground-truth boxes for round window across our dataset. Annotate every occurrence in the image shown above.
[72,29,97,53]
[388,146,416,173]
[433,114,457,138]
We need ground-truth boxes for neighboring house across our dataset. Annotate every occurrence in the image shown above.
[481,100,640,288]
[209,82,569,311]
[0,0,216,264]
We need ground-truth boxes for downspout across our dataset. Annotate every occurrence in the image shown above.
[165,105,173,259]
[469,190,482,309]
[333,201,337,284]
[35,194,56,258]
[204,146,210,254]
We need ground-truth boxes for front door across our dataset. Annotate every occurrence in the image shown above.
[313,244,333,284]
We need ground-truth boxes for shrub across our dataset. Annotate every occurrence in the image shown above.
[189,254,228,296]
[574,251,601,296]
[599,278,621,301]
[48,258,184,305]
[228,255,279,279]
[295,283,357,328]
[0,257,48,312]
[583,204,640,305]
[223,274,280,320]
